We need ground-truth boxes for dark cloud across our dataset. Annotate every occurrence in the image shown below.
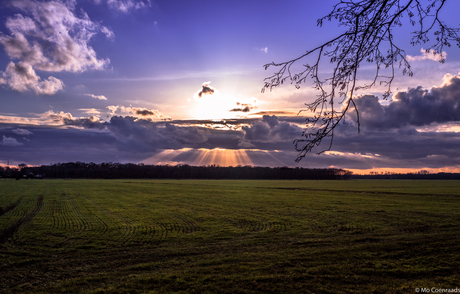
[230,106,250,112]
[136,109,155,116]
[107,105,165,119]
[3,94,460,171]
[197,83,215,98]
[252,110,298,116]
[64,117,106,130]
[351,73,460,129]
[242,115,303,145]
[2,115,303,164]
[229,102,256,113]
[64,116,241,151]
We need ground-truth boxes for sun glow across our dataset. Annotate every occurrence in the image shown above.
[190,94,235,120]
[188,89,258,120]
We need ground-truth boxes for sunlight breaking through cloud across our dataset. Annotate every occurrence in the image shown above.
[142,148,254,166]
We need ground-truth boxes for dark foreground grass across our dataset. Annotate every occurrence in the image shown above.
[0,179,459,293]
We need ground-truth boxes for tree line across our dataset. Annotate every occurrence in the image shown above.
[353,172,460,180]
[1,162,353,180]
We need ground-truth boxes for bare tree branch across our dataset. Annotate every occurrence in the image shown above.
[262,0,460,162]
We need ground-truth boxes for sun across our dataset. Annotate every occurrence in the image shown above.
[188,86,258,120]
[190,93,237,120]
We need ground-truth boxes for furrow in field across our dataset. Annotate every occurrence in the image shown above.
[62,191,90,232]
[50,200,59,230]
[158,221,168,239]
[61,192,80,232]
[398,223,431,233]
[0,194,43,244]
[77,194,138,245]
[151,216,169,239]
[269,187,460,197]
[136,224,150,243]
[10,195,46,245]
[119,218,137,245]
[125,195,202,237]
[60,195,72,231]
[0,197,27,247]
[0,196,23,217]
[46,195,79,248]
[141,222,158,243]
[227,218,288,232]
[178,216,199,233]
[309,223,376,234]
[9,198,31,219]
[75,193,109,234]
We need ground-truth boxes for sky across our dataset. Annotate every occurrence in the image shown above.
[1,0,460,174]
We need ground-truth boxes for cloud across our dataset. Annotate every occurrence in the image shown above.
[136,109,156,116]
[1,135,23,146]
[107,105,169,120]
[61,115,247,151]
[0,62,64,95]
[197,82,215,98]
[12,128,33,135]
[63,116,105,130]
[95,0,151,12]
[242,115,303,143]
[407,48,447,63]
[253,47,268,53]
[350,73,460,129]
[0,110,76,125]
[101,26,115,39]
[251,110,298,116]
[94,116,212,151]
[79,108,101,115]
[230,106,250,113]
[61,114,304,153]
[229,101,257,113]
[2,110,460,171]
[83,93,108,100]
[0,0,112,94]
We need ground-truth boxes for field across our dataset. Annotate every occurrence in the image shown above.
[1,179,460,293]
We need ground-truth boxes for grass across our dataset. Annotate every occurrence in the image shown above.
[0,179,459,293]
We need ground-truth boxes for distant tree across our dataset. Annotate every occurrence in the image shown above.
[262,0,460,161]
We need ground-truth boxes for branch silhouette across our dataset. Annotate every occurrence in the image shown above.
[262,0,460,162]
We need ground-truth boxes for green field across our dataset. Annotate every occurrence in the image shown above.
[1,179,460,293]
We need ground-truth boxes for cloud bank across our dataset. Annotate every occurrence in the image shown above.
[2,73,460,170]
[351,73,460,129]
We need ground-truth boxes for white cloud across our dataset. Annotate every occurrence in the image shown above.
[0,0,112,95]
[1,135,23,146]
[96,0,151,12]
[407,48,447,62]
[0,110,73,125]
[253,47,268,53]
[83,93,108,100]
[12,128,33,135]
[101,26,115,39]
[0,62,64,95]
[79,108,102,115]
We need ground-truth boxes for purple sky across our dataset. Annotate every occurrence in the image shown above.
[1,0,460,173]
